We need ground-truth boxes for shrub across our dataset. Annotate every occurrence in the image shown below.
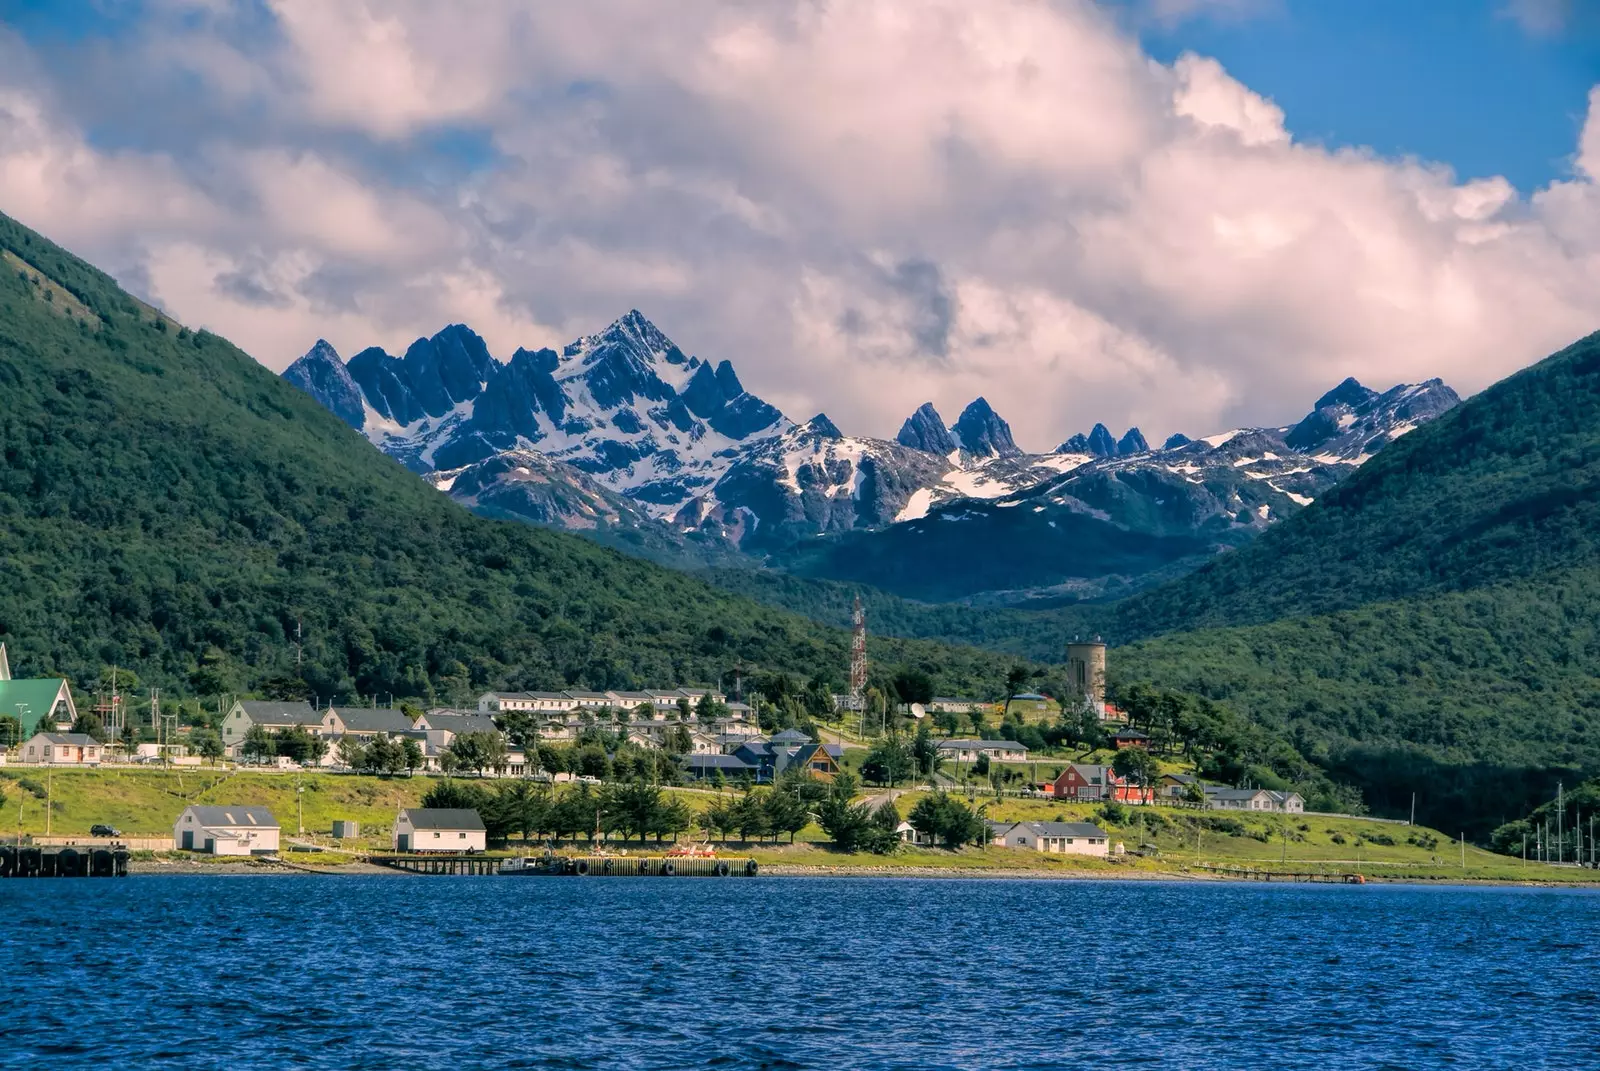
[1330,832,1347,845]
[16,779,46,799]
[1367,832,1395,846]
[1097,801,1130,826]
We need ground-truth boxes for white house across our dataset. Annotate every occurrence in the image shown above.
[1205,788,1306,814]
[174,805,281,855]
[325,706,417,738]
[936,738,1030,763]
[990,821,1110,857]
[394,808,486,853]
[220,700,328,756]
[19,732,102,765]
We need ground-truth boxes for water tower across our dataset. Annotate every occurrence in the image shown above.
[1065,637,1107,718]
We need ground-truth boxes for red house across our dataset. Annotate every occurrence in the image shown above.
[1051,763,1117,800]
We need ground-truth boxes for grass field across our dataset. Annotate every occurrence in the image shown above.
[4,768,1592,883]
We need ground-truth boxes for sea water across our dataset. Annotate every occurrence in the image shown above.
[4,875,1598,1069]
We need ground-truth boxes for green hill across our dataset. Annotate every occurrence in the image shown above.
[0,211,1020,702]
[1116,333,1600,635]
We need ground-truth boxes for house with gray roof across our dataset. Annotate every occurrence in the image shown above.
[327,707,416,737]
[19,732,102,766]
[989,820,1110,857]
[394,808,486,853]
[936,738,1029,763]
[1204,787,1305,813]
[220,700,328,757]
[174,805,280,855]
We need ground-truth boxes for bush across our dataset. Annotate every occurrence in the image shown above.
[1366,832,1395,846]
[1097,801,1130,826]
[16,779,46,800]
[1330,832,1347,845]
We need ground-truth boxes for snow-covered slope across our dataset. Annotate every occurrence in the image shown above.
[283,313,1457,587]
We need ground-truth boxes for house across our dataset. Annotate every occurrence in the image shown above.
[413,712,500,743]
[930,697,985,715]
[477,691,574,715]
[782,743,839,782]
[989,821,1110,857]
[394,808,486,853]
[220,700,327,756]
[936,739,1030,763]
[1111,727,1151,750]
[895,821,935,846]
[1160,773,1207,800]
[1050,763,1117,801]
[173,805,280,855]
[19,732,102,766]
[0,671,79,740]
[1268,791,1306,814]
[326,707,417,738]
[769,729,811,746]
[1203,787,1303,813]
[682,753,756,781]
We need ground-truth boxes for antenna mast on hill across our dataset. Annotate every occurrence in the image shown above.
[849,596,868,705]
[94,666,126,743]
[295,618,303,672]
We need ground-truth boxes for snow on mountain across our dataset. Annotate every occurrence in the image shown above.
[283,315,1457,581]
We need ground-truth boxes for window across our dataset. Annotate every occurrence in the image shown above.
[459,832,467,839]
[433,832,441,839]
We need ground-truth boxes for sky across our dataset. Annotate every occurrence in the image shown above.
[1,0,1599,449]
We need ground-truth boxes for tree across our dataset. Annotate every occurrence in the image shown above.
[191,728,224,764]
[764,788,811,843]
[447,731,508,777]
[1003,665,1030,719]
[367,735,405,775]
[667,724,694,756]
[71,712,109,743]
[336,734,367,771]
[862,737,915,786]
[1112,748,1160,803]
[242,725,275,764]
[891,668,934,711]
[400,736,424,775]
[275,725,319,764]
[536,743,568,776]
[676,696,692,721]
[814,773,896,854]
[911,723,941,779]
[0,715,21,748]
[908,791,985,848]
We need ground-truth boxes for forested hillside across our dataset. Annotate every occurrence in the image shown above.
[1115,331,1600,636]
[0,212,1022,702]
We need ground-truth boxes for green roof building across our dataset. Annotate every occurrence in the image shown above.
[0,643,79,741]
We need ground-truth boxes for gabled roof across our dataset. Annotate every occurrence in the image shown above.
[787,743,836,768]
[31,732,99,746]
[418,713,498,736]
[936,738,1028,751]
[683,754,753,771]
[1015,821,1108,839]
[187,805,278,828]
[0,678,73,732]
[770,729,812,743]
[236,700,321,727]
[399,808,485,831]
[1205,787,1269,800]
[609,691,653,701]
[1112,727,1151,740]
[333,708,416,733]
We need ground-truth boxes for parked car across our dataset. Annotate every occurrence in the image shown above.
[89,824,121,837]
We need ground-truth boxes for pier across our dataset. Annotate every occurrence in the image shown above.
[1196,864,1365,884]
[0,844,131,878]
[367,853,759,877]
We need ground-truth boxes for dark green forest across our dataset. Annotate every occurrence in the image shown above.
[0,211,1026,704]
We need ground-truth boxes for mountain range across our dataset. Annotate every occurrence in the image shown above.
[285,313,1458,600]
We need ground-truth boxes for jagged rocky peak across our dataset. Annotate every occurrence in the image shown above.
[1117,427,1149,455]
[283,340,365,430]
[804,413,844,440]
[1314,376,1379,411]
[1058,423,1120,457]
[897,402,958,455]
[1162,433,1192,450]
[952,397,1020,458]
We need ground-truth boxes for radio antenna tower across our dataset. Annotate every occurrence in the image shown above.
[849,596,868,703]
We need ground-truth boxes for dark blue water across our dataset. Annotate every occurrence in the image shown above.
[4,876,1599,1069]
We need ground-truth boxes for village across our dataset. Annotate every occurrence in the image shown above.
[0,633,1323,875]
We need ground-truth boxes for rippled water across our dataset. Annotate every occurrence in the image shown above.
[5,875,1599,1069]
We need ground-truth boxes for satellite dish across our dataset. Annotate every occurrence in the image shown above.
[909,702,926,719]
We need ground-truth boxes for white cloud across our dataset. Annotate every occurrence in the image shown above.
[0,1,1599,450]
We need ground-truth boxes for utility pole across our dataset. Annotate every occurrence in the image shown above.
[1409,793,1415,827]
[1557,782,1565,864]
[45,766,52,837]
[1460,832,1465,870]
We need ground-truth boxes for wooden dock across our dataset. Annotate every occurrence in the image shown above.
[367,853,759,877]
[1196,864,1365,884]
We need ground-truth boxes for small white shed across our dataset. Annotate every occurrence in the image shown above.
[394,808,486,853]
[174,805,281,856]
